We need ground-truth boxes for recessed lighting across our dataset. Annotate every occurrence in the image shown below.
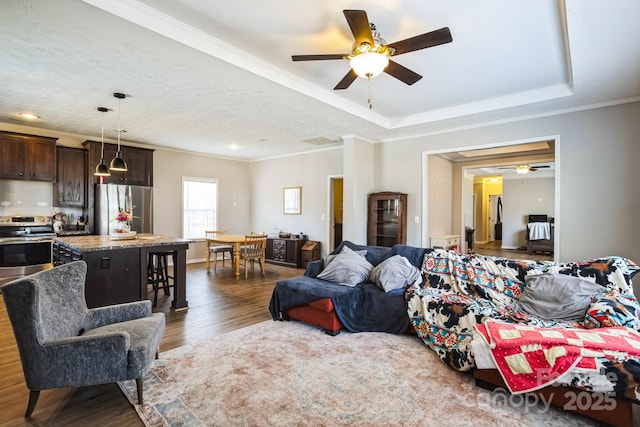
[19,113,40,120]
[229,143,239,150]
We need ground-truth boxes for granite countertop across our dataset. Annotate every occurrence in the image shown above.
[56,229,91,237]
[55,234,193,252]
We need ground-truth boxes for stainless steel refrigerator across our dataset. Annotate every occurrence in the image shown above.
[95,184,153,235]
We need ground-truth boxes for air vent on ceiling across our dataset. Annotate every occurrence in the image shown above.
[301,137,339,146]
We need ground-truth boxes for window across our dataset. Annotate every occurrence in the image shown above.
[182,177,218,239]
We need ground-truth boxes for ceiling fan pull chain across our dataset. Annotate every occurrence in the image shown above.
[367,75,373,109]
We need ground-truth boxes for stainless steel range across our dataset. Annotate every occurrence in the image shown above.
[0,216,55,285]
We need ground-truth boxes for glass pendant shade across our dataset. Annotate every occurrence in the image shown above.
[350,52,389,78]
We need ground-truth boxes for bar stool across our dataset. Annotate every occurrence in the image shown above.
[147,251,175,307]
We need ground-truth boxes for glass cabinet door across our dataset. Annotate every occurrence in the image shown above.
[367,192,407,247]
[373,198,399,246]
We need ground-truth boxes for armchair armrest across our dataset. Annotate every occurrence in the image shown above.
[29,333,130,390]
[84,300,152,330]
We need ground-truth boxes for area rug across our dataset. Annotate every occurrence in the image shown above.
[118,320,597,426]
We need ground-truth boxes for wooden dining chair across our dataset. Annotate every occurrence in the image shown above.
[205,230,234,272]
[240,234,267,279]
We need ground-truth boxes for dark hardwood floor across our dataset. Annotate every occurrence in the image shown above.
[0,261,304,427]
[473,240,554,262]
[0,245,554,426]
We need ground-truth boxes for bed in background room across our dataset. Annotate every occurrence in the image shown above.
[526,214,554,255]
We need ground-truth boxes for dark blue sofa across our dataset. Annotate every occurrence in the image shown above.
[268,241,427,335]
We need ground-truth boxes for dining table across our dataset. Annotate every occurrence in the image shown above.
[205,234,247,279]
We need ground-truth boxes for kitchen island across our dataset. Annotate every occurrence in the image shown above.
[54,234,191,311]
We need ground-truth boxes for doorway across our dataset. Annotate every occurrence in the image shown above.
[328,176,343,251]
[488,194,502,243]
[424,137,558,260]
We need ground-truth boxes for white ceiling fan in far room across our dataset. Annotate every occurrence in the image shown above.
[497,164,551,175]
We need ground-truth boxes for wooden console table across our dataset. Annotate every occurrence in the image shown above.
[265,237,307,268]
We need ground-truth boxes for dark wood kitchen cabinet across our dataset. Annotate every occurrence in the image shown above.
[54,146,87,207]
[83,140,154,186]
[0,131,57,181]
[54,243,140,308]
[83,140,154,233]
[265,237,307,268]
[82,248,141,308]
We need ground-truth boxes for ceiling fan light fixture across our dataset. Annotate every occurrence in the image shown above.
[515,164,530,174]
[349,51,389,78]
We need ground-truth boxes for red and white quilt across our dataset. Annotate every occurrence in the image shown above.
[475,321,640,393]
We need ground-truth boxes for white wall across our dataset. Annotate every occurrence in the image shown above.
[502,177,555,249]
[372,141,425,246]
[342,136,374,245]
[250,147,343,255]
[4,101,640,269]
[427,155,453,239]
[376,101,640,264]
[153,149,251,262]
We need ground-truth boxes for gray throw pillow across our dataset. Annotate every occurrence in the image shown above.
[323,246,366,268]
[369,255,422,292]
[317,247,373,287]
[519,273,603,321]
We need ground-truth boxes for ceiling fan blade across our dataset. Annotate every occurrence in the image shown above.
[334,69,358,90]
[387,27,453,56]
[384,60,422,85]
[292,54,346,61]
[343,10,373,46]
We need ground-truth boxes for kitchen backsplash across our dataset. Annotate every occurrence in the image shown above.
[0,180,86,228]
[0,180,54,217]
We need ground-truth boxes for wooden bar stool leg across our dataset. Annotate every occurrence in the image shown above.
[149,254,160,307]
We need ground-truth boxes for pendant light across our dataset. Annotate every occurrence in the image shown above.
[94,107,111,176]
[109,92,128,172]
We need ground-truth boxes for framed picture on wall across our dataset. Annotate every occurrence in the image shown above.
[283,187,301,215]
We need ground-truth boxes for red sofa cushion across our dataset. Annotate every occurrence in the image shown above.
[305,298,334,312]
[285,298,343,332]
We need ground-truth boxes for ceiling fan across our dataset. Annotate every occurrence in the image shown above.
[497,164,551,175]
[292,9,453,90]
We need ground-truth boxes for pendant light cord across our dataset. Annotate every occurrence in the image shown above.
[100,111,105,159]
[117,96,121,151]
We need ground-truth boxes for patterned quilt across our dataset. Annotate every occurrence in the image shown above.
[475,321,640,394]
[406,249,640,398]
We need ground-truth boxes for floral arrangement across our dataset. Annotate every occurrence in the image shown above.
[113,208,133,223]
[111,206,136,233]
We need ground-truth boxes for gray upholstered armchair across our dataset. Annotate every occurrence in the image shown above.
[0,260,165,417]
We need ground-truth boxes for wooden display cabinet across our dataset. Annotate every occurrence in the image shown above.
[367,192,408,247]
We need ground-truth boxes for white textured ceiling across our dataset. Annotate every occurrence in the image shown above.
[0,0,639,161]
